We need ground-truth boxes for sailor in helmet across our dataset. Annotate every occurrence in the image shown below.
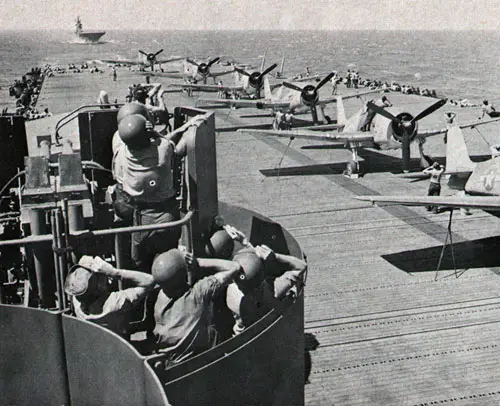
[151,248,244,363]
[112,104,203,272]
[225,242,307,336]
[64,255,155,337]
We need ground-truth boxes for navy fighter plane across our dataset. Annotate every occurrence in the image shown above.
[157,57,235,84]
[102,49,184,72]
[357,124,500,209]
[238,96,500,176]
[170,62,278,99]
[199,72,379,127]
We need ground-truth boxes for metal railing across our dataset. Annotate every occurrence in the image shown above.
[0,199,195,310]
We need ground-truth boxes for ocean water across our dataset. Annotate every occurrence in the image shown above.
[1,29,499,109]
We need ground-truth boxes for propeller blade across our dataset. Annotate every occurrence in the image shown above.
[283,82,303,92]
[154,49,164,57]
[235,67,251,77]
[207,57,220,67]
[413,98,447,122]
[261,64,278,77]
[139,50,148,56]
[186,58,199,66]
[366,101,398,121]
[315,72,335,91]
[401,131,411,173]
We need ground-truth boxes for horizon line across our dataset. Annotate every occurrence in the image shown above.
[1,28,499,32]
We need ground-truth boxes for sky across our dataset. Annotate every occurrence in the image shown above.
[1,0,500,31]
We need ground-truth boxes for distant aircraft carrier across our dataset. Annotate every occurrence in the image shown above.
[75,17,105,43]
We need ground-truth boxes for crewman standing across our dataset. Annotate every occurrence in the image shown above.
[113,110,203,272]
[360,96,392,131]
[423,162,445,214]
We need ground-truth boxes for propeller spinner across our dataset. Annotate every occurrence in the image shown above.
[186,57,221,83]
[282,72,335,122]
[139,49,164,70]
[235,64,277,89]
[367,98,447,172]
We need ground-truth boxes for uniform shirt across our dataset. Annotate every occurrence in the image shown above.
[121,135,176,204]
[72,287,146,334]
[483,104,495,115]
[111,131,125,184]
[154,275,222,362]
[226,270,301,335]
[226,280,277,335]
[425,167,445,184]
[373,98,391,108]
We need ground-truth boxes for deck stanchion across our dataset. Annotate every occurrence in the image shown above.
[31,208,56,308]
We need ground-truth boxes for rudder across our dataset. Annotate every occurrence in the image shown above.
[446,126,475,173]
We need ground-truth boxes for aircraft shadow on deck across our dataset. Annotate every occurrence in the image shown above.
[259,150,493,177]
[259,151,441,177]
[382,235,500,275]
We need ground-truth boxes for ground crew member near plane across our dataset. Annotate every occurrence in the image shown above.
[479,100,500,119]
[114,111,203,272]
[360,96,392,131]
[423,162,445,214]
[443,111,456,143]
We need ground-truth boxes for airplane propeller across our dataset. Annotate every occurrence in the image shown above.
[282,72,335,122]
[367,98,447,172]
[139,49,164,71]
[186,57,221,83]
[234,64,277,93]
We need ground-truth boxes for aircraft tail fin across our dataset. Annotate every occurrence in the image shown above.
[445,126,476,173]
[336,96,347,126]
[264,77,272,100]
[279,54,285,75]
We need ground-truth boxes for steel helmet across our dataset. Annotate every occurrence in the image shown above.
[118,114,149,148]
[152,249,187,289]
[233,249,264,291]
[117,102,152,123]
[205,230,235,259]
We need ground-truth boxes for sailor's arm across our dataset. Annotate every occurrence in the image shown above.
[79,256,155,288]
[188,255,242,286]
[165,115,205,156]
[254,245,307,298]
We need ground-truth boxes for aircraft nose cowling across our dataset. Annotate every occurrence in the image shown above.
[390,112,417,143]
[300,85,319,107]
[198,64,209,76]
[249,72,262,88]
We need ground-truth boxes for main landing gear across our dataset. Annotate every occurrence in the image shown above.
[343,145,362,178]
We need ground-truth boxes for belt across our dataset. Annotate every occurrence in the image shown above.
[115,184,177,210]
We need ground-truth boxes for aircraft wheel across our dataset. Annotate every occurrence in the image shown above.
[346,161,358,176]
